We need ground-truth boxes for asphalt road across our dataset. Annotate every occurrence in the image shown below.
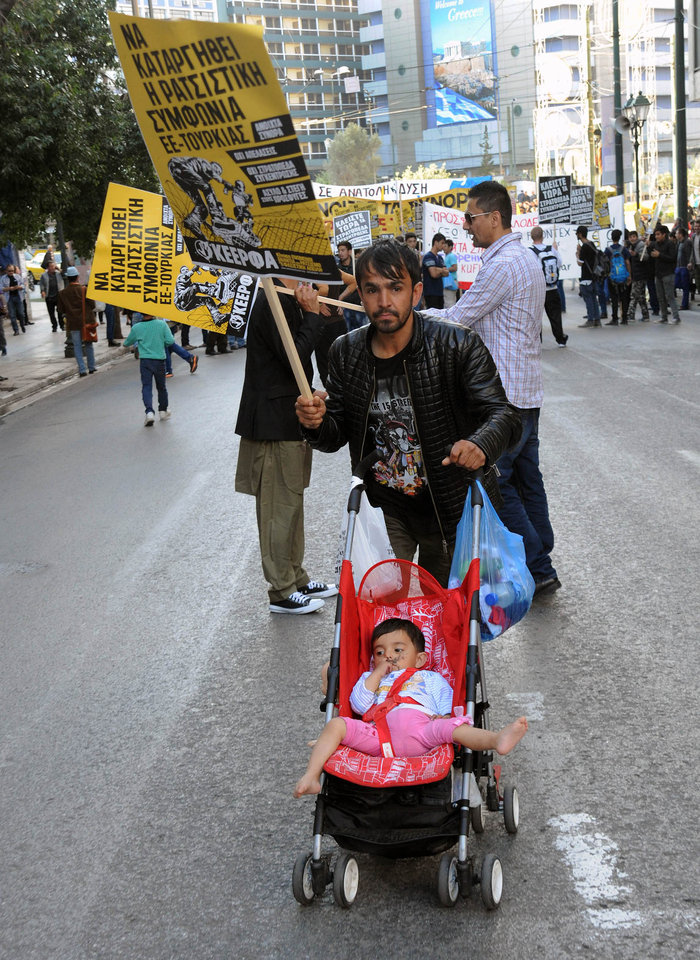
[1,312,699,960]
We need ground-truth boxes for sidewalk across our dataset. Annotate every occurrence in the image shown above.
[0,294,131,418]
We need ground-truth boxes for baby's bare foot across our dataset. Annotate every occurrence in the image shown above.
[495,717,528,756]
[293,774,322,798]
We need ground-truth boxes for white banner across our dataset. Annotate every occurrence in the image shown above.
[422,203,619,286]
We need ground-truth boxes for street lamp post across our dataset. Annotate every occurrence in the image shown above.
[622,91,651,211]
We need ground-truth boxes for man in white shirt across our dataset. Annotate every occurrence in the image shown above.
[428,181,561,597]
[530,226,567,346]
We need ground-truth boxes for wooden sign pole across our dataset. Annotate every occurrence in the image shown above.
[261,277,313,401]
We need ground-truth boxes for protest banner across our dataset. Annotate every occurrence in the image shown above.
[109,13,340,288]
[593,191,612,228]
[110,13,343,398]
[87,182,257,336]
[569,185,595,226]
[538,175,571,224]
[333,210,372,250]
[422,201,480,287]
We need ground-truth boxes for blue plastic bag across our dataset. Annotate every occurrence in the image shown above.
[448,481,535,641]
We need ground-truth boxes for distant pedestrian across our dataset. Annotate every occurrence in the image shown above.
[529,226,567,345]
[604,229,631,325]
[626,231,650,321]
[421,233,449,309]
[442,238,460,307]
[123,313,174,426]
[674,227,692,310]
[39,261,65,332]
[41,245,55,270]
[0,293,7,356]
[576,226,601,328]
[648,225,680,324]
[57,266,97,377]
[0,265,25,335]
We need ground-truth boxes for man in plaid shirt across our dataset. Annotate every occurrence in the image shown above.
[428,181,561,598]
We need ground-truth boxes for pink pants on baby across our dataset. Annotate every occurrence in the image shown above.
[341,709,473,757]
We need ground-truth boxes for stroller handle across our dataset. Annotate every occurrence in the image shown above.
[443,445,485,508]
[348,450,381,513]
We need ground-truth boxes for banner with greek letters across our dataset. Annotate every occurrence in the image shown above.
[109,13,340,284]
[87,182,257,336]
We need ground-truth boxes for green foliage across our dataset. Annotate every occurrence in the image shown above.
[323,123,382,186]
[0,0,158,253]
[395,162,449,180]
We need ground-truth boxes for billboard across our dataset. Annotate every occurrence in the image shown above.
[420,0,496,128]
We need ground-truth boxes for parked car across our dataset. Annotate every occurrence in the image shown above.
[25,250,62,289]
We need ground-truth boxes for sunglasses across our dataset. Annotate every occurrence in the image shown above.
[463,211,491,226]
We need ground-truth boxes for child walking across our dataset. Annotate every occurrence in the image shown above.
[294,617,527,797]
[123,313,175,426]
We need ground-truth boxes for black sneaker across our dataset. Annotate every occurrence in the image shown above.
[300,580,339,599]
[270,592,325,614]
[533,577,561,599]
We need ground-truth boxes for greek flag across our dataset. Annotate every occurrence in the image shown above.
[434,85,494,125]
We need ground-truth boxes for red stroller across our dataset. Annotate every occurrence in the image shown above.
[292,456,520,909]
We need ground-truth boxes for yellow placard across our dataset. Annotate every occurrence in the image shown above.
[593,191,612,228]
[109,13,340,283]
[87,182,257,335]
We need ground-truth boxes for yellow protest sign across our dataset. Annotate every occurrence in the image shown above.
[109,14,339,284]
[87,182,257,335]
[593,191,612,228]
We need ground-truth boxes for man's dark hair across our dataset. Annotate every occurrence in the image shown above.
[338,240,352,251]
[611,229,622,242]
[655,224,669,237]
[468,180,512,228]
[677,227,687,239]
[404,232,417,241]
[577,225,588,238]
[372,617,425,653]
[445,238,454,249]
[431,232,446,246]
[355,239,421,289]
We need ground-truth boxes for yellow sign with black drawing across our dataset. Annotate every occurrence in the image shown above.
[87,182,257,335]
[109,13,340,284]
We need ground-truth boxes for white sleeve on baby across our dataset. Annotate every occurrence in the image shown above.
[350,672,376,715]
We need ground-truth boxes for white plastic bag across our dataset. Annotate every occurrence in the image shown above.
[335,490,398,591]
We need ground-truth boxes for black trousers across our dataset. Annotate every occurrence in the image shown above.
[543,289,566,344]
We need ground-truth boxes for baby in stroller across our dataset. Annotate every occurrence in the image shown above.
[294,617,527,798]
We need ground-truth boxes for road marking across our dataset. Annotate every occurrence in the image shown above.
[679,449,700,470]
[505,691,545,721]
[548,812,643,930]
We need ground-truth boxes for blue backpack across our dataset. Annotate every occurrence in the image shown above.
[608,246,628,283]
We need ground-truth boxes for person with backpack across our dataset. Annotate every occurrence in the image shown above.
[530,226,567,346]
[575,225,602,327]
[604,229,632,325]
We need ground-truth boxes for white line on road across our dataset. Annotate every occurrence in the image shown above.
[548,812,643,930]
[679,449,700,470]
[505,691,545,721]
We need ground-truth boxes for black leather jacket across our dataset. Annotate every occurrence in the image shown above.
[303,311,521,541]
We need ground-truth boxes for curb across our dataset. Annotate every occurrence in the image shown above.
[0,345,131,419]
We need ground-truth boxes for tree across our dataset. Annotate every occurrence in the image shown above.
[0,0,158,254]
[323,123,382,186]
[395,162,449,181]
[477,125,496,177]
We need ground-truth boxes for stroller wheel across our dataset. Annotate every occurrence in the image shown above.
[292,851,315,906]
[437,853,460,907]
[503,785,519,834]
[480,853,503,910]
[332,853,359,908]
[471,801,485,834]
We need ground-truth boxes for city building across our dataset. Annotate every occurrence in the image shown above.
[224,1,370,174]
[115,0,222,22]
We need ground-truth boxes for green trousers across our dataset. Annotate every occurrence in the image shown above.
[235,438,312,602]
